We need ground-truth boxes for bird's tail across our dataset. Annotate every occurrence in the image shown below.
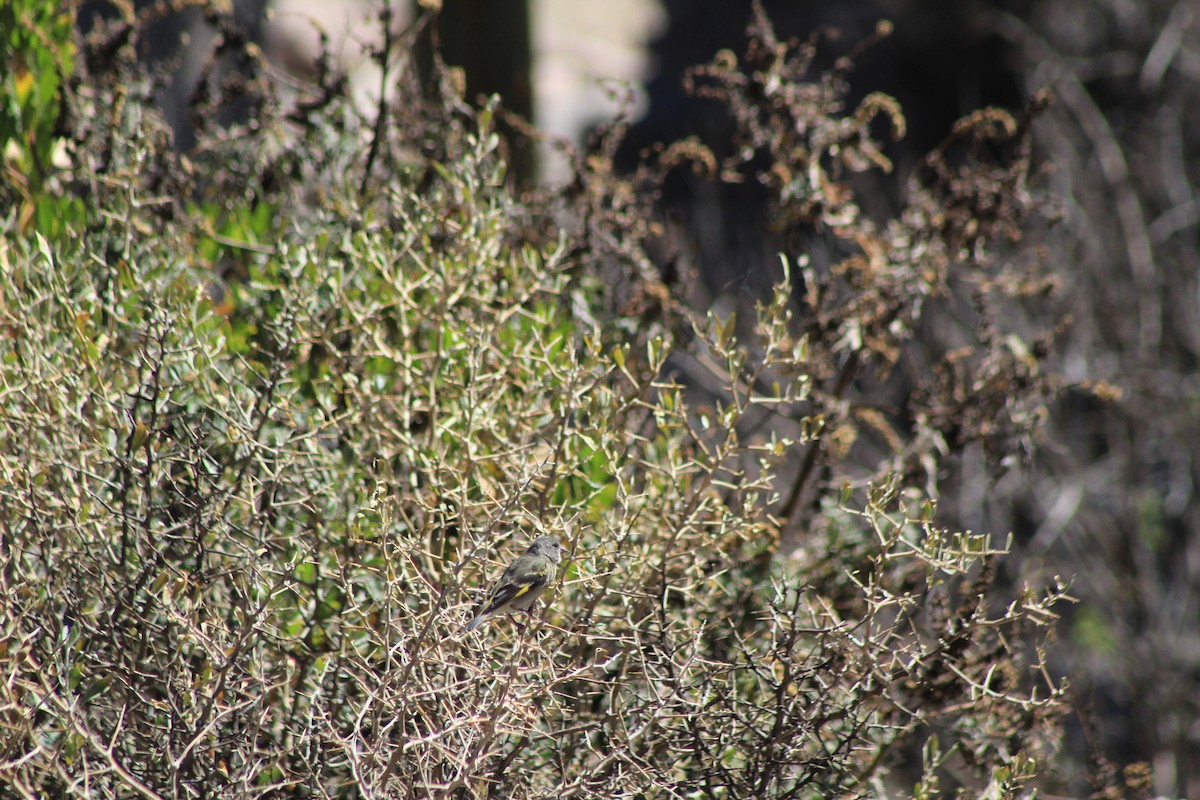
[463,615,484,632]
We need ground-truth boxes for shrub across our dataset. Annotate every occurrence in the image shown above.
[0,4,1069,798]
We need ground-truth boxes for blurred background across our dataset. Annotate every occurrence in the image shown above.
[78,0,1200,795]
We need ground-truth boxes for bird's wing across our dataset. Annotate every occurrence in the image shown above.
[479,561,549,614]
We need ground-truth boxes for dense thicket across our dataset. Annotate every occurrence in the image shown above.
[0,3,1085,797]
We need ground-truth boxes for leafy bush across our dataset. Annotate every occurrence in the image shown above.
[0,4,1071,798]
[0,0,85,238]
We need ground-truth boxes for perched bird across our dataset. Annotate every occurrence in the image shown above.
[464,536,565,632]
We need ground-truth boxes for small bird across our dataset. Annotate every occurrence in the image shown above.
[463,535,565,632]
